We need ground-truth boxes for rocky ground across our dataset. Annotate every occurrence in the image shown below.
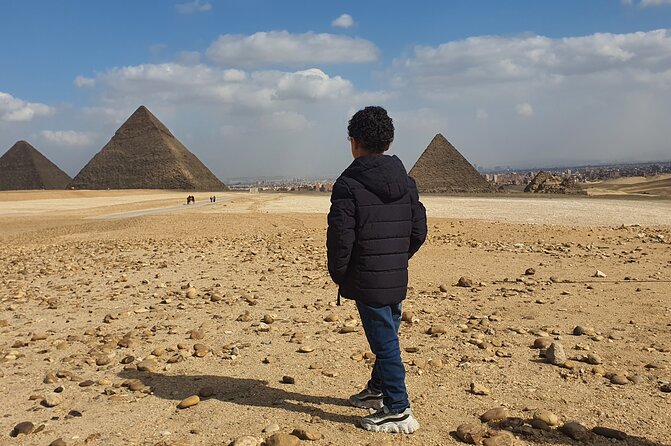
[0,192,670,446]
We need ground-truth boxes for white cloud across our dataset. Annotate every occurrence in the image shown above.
[622,0,671,6]
[332,14,354,28]
[92,63,357,109]
[40,130,94,146]
[0,92,54,122]
[175,0,212,14]
[275,68,352,101]
[206,31,379,67]
[395,29,671,92]
[516,102,534,117]
[74,75,96,88]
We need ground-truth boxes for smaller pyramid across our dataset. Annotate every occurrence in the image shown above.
[69,105,226,190]
[524,171,584,194]
[409,134,493,193]
[0,140,72,190]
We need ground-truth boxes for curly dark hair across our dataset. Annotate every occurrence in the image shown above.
[347,106,394,153]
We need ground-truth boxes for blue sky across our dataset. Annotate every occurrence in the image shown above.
[1,0,671,179]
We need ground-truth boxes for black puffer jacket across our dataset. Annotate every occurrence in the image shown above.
[327,154,427,306]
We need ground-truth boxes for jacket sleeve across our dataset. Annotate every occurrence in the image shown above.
[408,177,427,259]
[327,178,356,285]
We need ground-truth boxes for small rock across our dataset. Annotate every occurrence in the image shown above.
[533,337,553,349]
[546,342,567,366]
[457,277,473,287]
[189,330,205,340]
[42,394,62,407]
[401,311,413,323]
[470,382,491,395]
[524,268,536,275]
[593,270,607,278]
[586,353,602,365]
[11,421,34,437]
[324,314,339,322]
[137,359,158,372]
[456,423,487,444]
[263,423,280,434]
[661,383,671,393]
[298,346,314,353]
[530,419,552,431]
[198,386,215,398]
[177,395,200,409]
[281,376,296,384]
[185,287,197,299]
[49,439,67,446]
[428,325,448,335]
[480,407,508,422]
[560,421,590,441]
[610,374,628,385]
[592,426,627,440]
[230,436,261,446]
[291,428,322,440]
[483,432,514,446]
[533,410,560,427]
[265,433,300,446]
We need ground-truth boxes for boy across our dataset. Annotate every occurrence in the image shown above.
[327,106,427,433]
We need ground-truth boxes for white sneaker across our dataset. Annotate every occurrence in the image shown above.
[359,406,420,434]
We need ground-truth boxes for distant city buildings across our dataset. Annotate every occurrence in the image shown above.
[483,161,671,187]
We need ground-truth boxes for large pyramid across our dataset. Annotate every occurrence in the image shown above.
[0,140,72,190]
[69,105,226,190]
[409,133,494,193]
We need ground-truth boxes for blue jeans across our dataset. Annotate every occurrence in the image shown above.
[356,300,409,413]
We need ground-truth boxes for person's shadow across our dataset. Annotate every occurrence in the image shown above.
[118,370,360,426]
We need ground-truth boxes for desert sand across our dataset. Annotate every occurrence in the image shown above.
[1,191,670,446]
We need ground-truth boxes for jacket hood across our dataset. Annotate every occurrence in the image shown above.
[342,155,409,202]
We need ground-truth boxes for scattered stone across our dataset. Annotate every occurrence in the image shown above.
[42,394,62,407]
[456,423,487,444]
[298,346,314,353]
[177,395,200,409]
[189,330,204,340]
[457,277,473,287]
[560,421,590,441]
[79,379,95,387]
[281,376,296,384]
[198,386,215,398]
[546,342,567,366]
[428,325,448,335]
[530,419,552,431]
[592,426,627,440]
[470,382,491,395]
[480,407,508,422]
[401,310,413,323]
[193,343,209,357]
[610,374,628,385]
[324,314,339,322]
[265,433,300,446]
[573,325,596,336]
[661,383,671,393]
[137,359,159,372]
[185,287,197,299]
[11,421,34,437]
[533,410,560,427]
[533,337,553,349]
[483,432,514,446]
[263,424,280,434]
[524,268,536,275]
[586,353,602,365]
[49,439,67,446]
[291,428,322,440]
[593,270,607,278]
[230,436,261,446]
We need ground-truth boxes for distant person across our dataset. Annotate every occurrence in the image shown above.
[327,106,427,433]
[213,195,216,203]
